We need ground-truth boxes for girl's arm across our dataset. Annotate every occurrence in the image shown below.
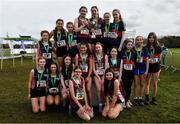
[74,18,85,33]
[75,54,78,67]
[92,56,101,80]
[28,69,34,100]
[69,80,83,109]
[119,59,123,81]
[118,31,125,51]
[104,54,109,70]
[110,79,119,108]
[83,78,88,106]
[35,43,40,67]
[88,55,93,78]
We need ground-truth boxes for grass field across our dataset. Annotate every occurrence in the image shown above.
[0,49,180,123]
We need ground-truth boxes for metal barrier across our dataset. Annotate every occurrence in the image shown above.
[171,51,180,72]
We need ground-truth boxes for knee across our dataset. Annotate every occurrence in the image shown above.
[32,106,39,113]
[47,98,54,105]
[108,113,116,119]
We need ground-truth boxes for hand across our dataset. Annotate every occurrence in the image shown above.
[144,71,148,77]
[118,46,122,52]
[80,107,85,114]
[83,20,89,26]
[85,105,91,111]
[27,94,31,101]
[85,76,90,82]
[97,76,102,84]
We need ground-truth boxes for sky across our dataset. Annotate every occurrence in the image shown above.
[0,0,180,39]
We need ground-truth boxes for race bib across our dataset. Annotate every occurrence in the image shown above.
[37,80,46,88]
[49,87,59,94]
[137,57,143,63]
[114,71,120,77]
[81,28,89,35]
[96,67,104,75]
[70,40,77,47]
[94,29,102,35]
[76,89,84,100]
[64,80,70,87]
[123,64,133,71]
[103,32,111,38]
[109,32,117,38]
[42,53,51,59]
[57,40,66,47]
[80,64,88,73]
[149,58,159,63]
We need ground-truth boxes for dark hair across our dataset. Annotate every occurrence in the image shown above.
[40,30,50,37]
[79,41,90,54]
[66,21,74,29]
[54,19,66,37]
[61,54,73,76]
[49,62,59,75]
[122,38,133,50]
[91,6,99,18]
[146,32,160,50]
[79,6,87,12]
[74,66,82,72]
[104,68,115,96]
[112,9,124,22]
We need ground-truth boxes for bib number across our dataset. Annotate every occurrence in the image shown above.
[123,64,133,71]
[64,80,70,87]
[49,87,59,94]
[94,29,102,35]
[149,58,159,63]
[69,40,77,47]
[76,89,84,100]
[80,64,88,73]
[103,32,117,38]
[37,80,46,88]
[42,53,51,59]
[137,57,143,63]
[81,28,89,35]
[57,40,66,47]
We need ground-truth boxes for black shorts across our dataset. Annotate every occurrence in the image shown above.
[77,37,90,44]
[68,47,79,58]
[89,37,102,44]
[30,88,46,98]
[148,63,161,73]
[45,59,53,69]
[47,92,61,97]
[56,47,68,57]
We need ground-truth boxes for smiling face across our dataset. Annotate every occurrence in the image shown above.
[50,64,57,74]
[38,58,46,68]
[74,68,82,78]
[56,20,64,30]
[67,23,74,32]
[110,48,117,57]
[42,32,49,42]
[64,56,71,66]
[80,8,87,18]
[80,44,88,54]
[95,43,103,54]
[126,41,133,50]
[106,72,114,80]
[149,35,155,44]
[103,13,110,23]
[91,7,98,18]
[136,36,144,47]
[112,10,120,21]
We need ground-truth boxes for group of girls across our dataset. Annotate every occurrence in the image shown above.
[27,5,162,121]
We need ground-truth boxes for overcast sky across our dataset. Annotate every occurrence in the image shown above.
[0,0,180,38]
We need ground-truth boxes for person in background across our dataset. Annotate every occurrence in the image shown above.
[161,43,168,67]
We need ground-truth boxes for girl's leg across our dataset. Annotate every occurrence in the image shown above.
[144,73,151,104]
[94,76,102,104]
[102,104,109,117]
[134,75,140,105]
[47,95,54,105]
[39,96,46,112]
[31,98,39,113]
[54,95,61,106]
[108,104,122,119]
[86,77,92,107]
[57,57,62,67]
[76,106,91,121]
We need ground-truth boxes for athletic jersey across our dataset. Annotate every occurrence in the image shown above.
[94,53,106,76]
[89,17,103,38]
[77,53,91,76]
[67,32,78,48]
[111,20,126,38]
[47,74,61,94]
[101,22,114,38]
[61,67,73,87]
[108,57,121,77]
[39,41,52,60]
[77,17,90,38]
[106,79,125,103]
[134,47,149,70]
[119,49,136,71]
[53,30,67,49]
[147,46,162,64]
[31,68,48,90]
[69,77,85,108]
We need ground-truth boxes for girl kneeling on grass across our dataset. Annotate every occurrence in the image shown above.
[47,62,62,106]
[28,57,48,113]
[102,68,124,119]
[69,67,93,121]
